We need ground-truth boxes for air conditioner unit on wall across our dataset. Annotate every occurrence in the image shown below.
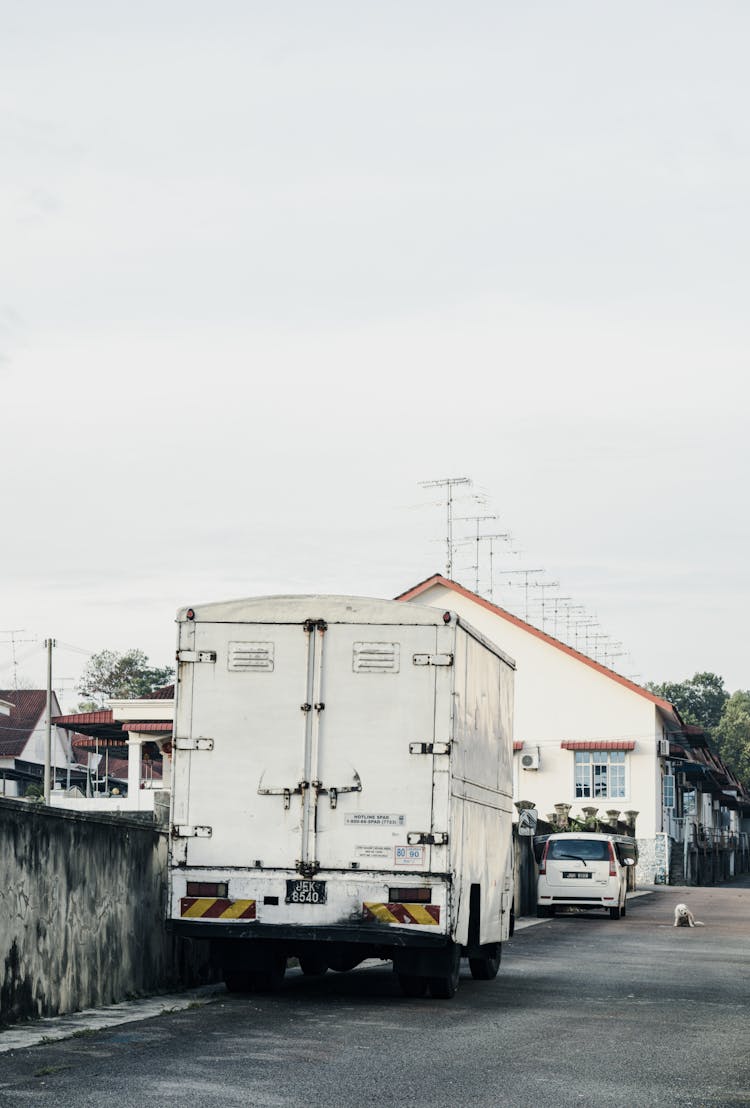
[657,738,670,758]
[521,746,540,771]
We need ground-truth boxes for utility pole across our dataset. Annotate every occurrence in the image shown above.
[419,477,472,578]
[44,638,55,804]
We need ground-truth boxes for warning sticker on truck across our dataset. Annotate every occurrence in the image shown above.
[344,813,406,827]
[355,844,392,860]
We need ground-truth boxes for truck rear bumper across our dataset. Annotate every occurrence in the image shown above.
[168,919,450,947]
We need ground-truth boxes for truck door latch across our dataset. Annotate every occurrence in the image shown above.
[171,825,212,838]
[176,650,217,664]
[412,653,453,667]
[409,742,451,755]
[407,832,449,846]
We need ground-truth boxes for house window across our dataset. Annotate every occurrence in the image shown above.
[574,750,626,799]
[662,774,675,810]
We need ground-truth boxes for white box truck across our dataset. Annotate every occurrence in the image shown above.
[168,595,515,999]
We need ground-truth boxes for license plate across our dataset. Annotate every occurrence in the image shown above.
[562,872,591,879]
[286,880,327,904]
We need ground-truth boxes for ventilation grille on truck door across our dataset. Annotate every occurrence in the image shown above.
[228,642,275,672]
[352,642,400,673]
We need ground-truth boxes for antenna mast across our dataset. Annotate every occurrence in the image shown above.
[419,476,472,577]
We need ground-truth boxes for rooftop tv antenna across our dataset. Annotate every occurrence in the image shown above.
[500,568,544,621]
[419,477,472,577]
[454,514,497,592]
[480,533,513,601]
[0,630,32,690]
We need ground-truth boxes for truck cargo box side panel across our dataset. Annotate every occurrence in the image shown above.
[450,626,515,947]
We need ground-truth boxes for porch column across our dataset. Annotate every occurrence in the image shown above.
[127,732,144,798]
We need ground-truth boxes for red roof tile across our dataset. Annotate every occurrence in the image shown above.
[561,740,636,751]
[0,690,58,758]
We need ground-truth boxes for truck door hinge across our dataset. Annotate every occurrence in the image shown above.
[172,825,212,838]
[409,742,451,755]
[176,650,217,664]
[174,737,214,751]
[303,619,328,633]
[412,653,453,667]
[407,831,449,846]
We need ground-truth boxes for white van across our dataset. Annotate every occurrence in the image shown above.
[535,832,637,920]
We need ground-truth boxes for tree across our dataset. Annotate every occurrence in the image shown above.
[713,690,750,788]
[645,672,729,734]
[78,649,174,708]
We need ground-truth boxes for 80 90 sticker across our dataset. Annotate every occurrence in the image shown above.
[395,845,425,866]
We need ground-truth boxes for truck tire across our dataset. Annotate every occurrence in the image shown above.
[250,955,287,991]
[398,974,429,998]
[428,943,461,1000]
[468,943,501,981]
[299,955,328,977]
[536,905,554,918]
[609,905,622,920]
[224,970,254,993]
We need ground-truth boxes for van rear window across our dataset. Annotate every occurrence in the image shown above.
[548,840,610,861]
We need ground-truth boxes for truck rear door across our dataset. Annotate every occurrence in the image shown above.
[171,617,444,876]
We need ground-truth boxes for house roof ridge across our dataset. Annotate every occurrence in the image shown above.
[395,574,680,718]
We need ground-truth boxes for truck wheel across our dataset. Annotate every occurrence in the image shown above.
[249,954,287,992]
[224,971,253,993]
[299,955,328,977]
[621,899,627,917]
[428,944,461,1000]
[609,905,622,920]
[398,974,428,998]
[536,905,554,918]
[469,943,501,981]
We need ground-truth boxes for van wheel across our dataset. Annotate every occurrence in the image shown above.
[621,899,627,918]
[398,974,428,998]
[428,944,461,999]
[536,906,554,918]
[609,906,622,920]
[469,943,501,980]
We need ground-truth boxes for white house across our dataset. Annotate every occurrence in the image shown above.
[397,575,685,884]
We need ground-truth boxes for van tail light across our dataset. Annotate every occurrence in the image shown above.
[608,842,617,877]
[538,840,550,876]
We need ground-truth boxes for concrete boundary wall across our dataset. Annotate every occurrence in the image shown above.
[0,798,212,1026]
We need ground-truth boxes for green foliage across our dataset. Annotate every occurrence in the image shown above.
[713,690,750,787]
[646,672,729,733]
[77,648,174,707]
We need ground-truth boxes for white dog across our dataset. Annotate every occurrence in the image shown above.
[673,902,704,927]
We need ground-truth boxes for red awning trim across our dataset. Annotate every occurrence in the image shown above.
[561,740,636,752]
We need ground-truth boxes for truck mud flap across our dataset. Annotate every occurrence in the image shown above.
[169,920,450,947]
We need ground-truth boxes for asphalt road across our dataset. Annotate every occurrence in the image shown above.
[1,883,748,1108]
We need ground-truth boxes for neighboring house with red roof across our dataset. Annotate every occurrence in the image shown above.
[397,574,749,885]
[52,685,173,812]
[0,689,76,797]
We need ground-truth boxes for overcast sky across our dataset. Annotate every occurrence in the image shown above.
[2,1,749,707]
